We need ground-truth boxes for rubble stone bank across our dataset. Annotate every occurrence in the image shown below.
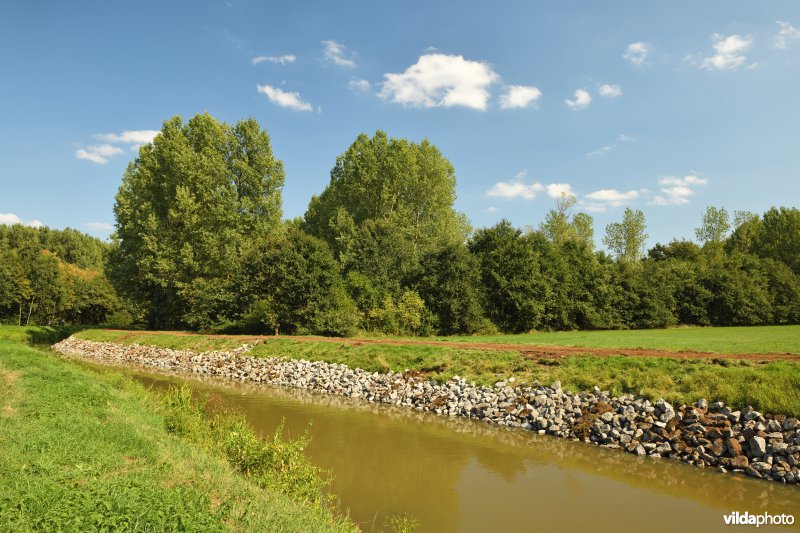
[54,336,800,486]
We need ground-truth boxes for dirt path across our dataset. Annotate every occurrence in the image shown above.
[102,330,800,363]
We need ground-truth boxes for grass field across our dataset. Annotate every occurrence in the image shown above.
[0,329,356,531]
[406,325,800,355]
[71,327,800,417]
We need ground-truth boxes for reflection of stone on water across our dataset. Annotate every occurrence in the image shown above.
[124,364,800,514]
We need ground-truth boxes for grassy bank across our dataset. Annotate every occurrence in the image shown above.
[0,330,356,531]
[74,328,800,416]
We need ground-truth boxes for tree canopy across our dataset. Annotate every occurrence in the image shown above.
[111,113,285,329]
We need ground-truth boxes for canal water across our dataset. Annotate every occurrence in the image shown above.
[127,369,799,532]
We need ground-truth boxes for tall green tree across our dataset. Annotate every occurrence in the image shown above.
[752,207,800,275]
[111,113,285,329]
[603,208,648,262]
[539,194,594,249]
[303,131,469,294]
[469,221,548,333]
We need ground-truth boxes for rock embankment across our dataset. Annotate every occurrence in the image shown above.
[54,337,800,486]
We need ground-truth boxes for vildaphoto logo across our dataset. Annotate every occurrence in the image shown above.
[723,511,795,527]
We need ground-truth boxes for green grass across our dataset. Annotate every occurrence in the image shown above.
[71,326,800,416]
[0,324,86,345]
[0,338,356,532]
[421,325,800,355]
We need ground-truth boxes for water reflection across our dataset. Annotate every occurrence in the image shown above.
[126,368,799,532]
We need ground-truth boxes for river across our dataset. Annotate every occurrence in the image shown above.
[125,368,799,532]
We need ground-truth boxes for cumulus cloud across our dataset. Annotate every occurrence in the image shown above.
[546,183,573,198]
[348,78,371,92]
[83,222,113,232]
[565,88,591,110]
[486,173,574,201]
[699,34,753,71]
[379,53,499,111]
[0,213,42,228]
[598,84,622,97]
[586,188,640,206]
[651,175,708,205]
[322,40,355,67]
[624,42,650,65]
[587,133,635,157]
[256,84,313,111]
[94,130,159,145]
[252,54,296,65]
[75,144,124,164]
[499,85,542,109]
[487,180,544,200]
[774,21,800,49]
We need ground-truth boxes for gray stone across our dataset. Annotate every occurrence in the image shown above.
[749,436,767,457]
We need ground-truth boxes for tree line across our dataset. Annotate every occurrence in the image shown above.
[3,112,799,334]
[0,225,125,325]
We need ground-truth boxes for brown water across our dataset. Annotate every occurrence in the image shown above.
[128,369,800,532]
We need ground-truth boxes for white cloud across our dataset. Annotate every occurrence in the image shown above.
[546,183,573,198]
[598,84,622,97]
[256,84,313,111]
[83,222,113,232]
[585,188,640,207]
[348,78,371,92]
[0,213,42,227]
[487,206,498,213]
[587,133,635,157]
[75,144,124,164]
[487,180,544,200]
[252,54,296,65]
[94,130,159,145]
[774,21,800,49]
[379,53,499,111]
[322,40,355,68]
[565,88,591,110]
[624,42,650,65]
[499,85,542,109]
[651,175,708,205]
[699,34,753,71]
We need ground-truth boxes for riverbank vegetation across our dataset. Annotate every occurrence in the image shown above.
[73,328,800,417]
[3,113,799,337]
[0,328,356,531]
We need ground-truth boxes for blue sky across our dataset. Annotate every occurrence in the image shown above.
[1,1,799,248]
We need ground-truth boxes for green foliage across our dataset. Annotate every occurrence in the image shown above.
[303,131,469,308]
[237,226,359,336]
[469,221,548,333]
[162,385,332,509]
[752,207,800,275]
[111,113,285,329]
[603,207,648,262]
[539,193,594,248]
[0,227,121,326]
[695,206,731,246]
[385,513,421,532]
[414,245,490,335]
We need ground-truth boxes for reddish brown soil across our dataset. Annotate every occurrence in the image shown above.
[101,329,799,363]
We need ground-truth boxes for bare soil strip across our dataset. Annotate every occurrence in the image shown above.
[102,330,800,363]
